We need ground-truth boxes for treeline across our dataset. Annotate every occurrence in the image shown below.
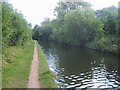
[32,1,119,54]
[1,1,32,61]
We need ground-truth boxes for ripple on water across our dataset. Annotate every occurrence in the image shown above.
[77,78,83,81]
[72,79,77,82]
[70,75,75,77]
[70,82,75,85]
[58,72,119,88]
[55,69,119,88]
[80,73,85,76]
[65,76,69,79]
[73,76,79,79]
[59,78,65,82]
[68,77,72,80]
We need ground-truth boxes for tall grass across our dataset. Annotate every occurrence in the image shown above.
[2,41,34,88]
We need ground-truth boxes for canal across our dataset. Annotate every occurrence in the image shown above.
[38,41,119,89]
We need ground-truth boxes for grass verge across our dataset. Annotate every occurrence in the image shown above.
[2,40,34,88]
[36,41,58,88]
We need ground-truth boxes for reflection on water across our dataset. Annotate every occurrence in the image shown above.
[38,41,120,89]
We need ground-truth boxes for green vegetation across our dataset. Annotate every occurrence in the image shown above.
[2,41,34,88]
[32,1,119,55]
[2,1,32,62]
[1,1,34,88]
[36,42,57,88]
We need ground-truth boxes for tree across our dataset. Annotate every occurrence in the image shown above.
[32,24,40,40]
[2,1,32,60]
[63,8,103,45]
[96,6,118,35]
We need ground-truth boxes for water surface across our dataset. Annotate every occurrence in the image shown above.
[38,41,120,89]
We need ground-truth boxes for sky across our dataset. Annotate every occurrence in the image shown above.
[8,0,119,28]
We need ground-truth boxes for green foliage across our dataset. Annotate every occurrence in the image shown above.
[32,24,40,40]
[54,1,91,19]
[32,19,52,41]
[2,1,32,60]
[96,6,118,35]
[87,37,118,54]
[63,8,103,45]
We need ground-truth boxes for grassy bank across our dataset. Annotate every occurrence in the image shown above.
[36,41,58,88]
[2,40,34,88]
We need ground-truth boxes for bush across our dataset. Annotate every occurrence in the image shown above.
[86,37,118,54]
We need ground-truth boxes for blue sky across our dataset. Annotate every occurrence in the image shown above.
[8,0,119,28]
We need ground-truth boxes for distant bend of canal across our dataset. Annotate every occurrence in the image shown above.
[38,41,120,89]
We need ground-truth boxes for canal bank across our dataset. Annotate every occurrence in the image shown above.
[36,41,58,88]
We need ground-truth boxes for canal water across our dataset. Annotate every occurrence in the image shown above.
[38,41,120,89]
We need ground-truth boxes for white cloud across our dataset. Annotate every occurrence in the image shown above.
[9,0,59,28]
[85,0,119,10]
